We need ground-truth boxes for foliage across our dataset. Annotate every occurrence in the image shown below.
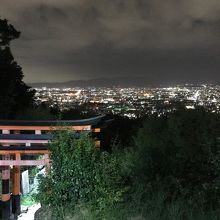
[101,114,141,151]
[21,194,36,206]
[0,19,20,46]
[126,190,220,220]
[16,104,57,120]
[61,107,97,120]
[0,19,35,119]
[36,130,130,219]
[132,109,220,209]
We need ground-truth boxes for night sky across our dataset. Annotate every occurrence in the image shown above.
[1,0,220,84]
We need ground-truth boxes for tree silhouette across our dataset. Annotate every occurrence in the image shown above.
[0,19,35,119]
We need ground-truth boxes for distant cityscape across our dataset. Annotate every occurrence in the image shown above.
[34,84,220,118]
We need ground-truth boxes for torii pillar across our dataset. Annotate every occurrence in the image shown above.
[1,129,11,220]
[11,130,21,215]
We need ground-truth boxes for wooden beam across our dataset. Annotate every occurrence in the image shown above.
[0,150,49,155]
[0,125,91,131]
[93,128,101,132]
[0,140,48,144]
[0,134,51,140]
[0,159,47,166]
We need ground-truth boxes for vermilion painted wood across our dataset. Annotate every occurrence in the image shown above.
[12,166,20,195]
[0,125,91,131]
[2,194,10,202]
[0,139,48,144]
[12,132,21,196]
[0,149,50,166]
[0,150,49,154]
[1,129,11,205]
[93,128,101,132]
[0,159,49,166]
[2,157,10,179]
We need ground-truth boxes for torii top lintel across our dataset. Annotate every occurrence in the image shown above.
[0,115,105,131]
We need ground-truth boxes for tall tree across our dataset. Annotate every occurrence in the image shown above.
[0,19,35,119]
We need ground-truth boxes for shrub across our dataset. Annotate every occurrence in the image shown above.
[36,130,130,219]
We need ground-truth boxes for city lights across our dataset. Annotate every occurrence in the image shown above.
[34,84,220,118]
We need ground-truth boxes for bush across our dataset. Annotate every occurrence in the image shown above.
[36,130,130,219]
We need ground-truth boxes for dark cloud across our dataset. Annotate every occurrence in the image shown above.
[0,0,220,83]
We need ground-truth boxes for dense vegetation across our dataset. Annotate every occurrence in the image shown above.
[36,130,130,219]
[36,109,220,220]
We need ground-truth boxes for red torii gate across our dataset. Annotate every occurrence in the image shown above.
[0,115,104,219]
